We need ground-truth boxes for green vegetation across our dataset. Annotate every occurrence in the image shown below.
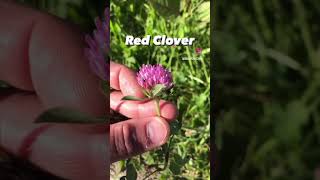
[9,0,211,179]
[215,0,320,179]
[111,0,210,179]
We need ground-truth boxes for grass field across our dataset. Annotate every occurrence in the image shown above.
[4,0,211,179]
[215,0,320,179]
[110,0,210,179]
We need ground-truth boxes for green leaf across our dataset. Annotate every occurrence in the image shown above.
[151,84,166,97]
[0,80,10,88]
[126,163,137,180]
[121,96,148,101]
[272,100,309,143]
[169,154,186,174]
[195,1,210,29]
[35,107,106,124]
[149,0,181,17]
[142,89,151,98]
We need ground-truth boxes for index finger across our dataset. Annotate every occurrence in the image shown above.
[110,61,144,98]
[0,2,106,115]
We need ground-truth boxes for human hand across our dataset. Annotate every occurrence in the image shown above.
[0,1,177,180]
[110,61,177,162]
[0,1,106,179]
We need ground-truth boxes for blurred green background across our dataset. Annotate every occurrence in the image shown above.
[215,0,320,179]
[9,0,211,179]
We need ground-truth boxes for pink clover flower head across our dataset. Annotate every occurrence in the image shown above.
[85,8,110,81]
[137,64,173,90]
[195,47,202,55]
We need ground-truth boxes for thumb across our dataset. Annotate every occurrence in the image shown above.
[110,117,170,163]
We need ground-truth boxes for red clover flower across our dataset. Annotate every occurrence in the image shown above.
[137,64,173,90]
[123,64,174,117]
[85,8,110,82]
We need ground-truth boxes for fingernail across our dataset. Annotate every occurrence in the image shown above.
[146,119,167,146]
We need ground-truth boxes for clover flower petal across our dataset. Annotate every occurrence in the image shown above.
[137,64,173,90]
[85,8,110,81]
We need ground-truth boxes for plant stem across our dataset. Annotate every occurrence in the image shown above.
[155,97,161,117]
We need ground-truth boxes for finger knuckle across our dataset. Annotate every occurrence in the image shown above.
[113,124,136,156]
